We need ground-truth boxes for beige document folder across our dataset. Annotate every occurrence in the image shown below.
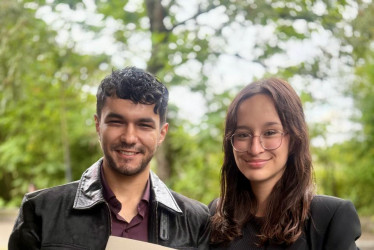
[105,236,176,250]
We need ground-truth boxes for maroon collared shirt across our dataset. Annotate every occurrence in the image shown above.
[100,165,150,242]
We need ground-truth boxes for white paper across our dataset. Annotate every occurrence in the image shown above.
[105,236,176,250]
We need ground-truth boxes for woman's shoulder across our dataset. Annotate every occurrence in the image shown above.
[312,194,351,204]
[309,195,359,226]
[310,195,356,216]
[306,195,361,249]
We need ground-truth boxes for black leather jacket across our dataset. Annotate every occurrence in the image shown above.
[9,159,210,249]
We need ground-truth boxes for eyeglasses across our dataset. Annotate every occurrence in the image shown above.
[230,130,287,152]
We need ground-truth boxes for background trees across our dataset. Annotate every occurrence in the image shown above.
[333,0,374,214]
[0,0,373,212]
[0,0,107,205]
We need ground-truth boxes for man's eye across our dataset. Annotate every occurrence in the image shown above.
[108,120,121,124]
[139,123,153,128]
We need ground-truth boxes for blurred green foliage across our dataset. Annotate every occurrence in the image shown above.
[0,0,373,214]
[0,0,107,206]
[312,0,374,215]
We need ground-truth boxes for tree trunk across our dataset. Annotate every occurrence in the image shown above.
[145,0,171,181]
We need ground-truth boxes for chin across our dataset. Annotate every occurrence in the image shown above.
[115,164,148,176]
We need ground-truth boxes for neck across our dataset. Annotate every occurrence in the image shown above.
[251,182,274,217]
[102,163,150,202]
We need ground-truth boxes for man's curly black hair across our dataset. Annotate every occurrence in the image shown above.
[96,67,169,124]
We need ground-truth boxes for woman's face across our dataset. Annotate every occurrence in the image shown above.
[233,94,290,189]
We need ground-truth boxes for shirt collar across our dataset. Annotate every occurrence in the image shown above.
[100,163,150,204]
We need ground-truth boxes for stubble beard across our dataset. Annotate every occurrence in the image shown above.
[108,154,152,176]
[104,145,154,176]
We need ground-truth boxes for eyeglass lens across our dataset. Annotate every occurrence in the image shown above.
[231,132,283,151]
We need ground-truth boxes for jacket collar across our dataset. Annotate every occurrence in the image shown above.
[149,171,182,214]
[73,159,104,209]
[73,158,182,214]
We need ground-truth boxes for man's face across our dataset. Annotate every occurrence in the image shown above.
[95,97,168,176]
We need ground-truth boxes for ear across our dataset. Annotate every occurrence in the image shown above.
[94,114,100,136]
[158,123,169,145]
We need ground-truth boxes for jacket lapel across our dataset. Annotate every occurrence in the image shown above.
[149,171,182,214]
[73,158,105,209]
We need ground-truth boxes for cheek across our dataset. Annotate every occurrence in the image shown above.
[100,127,119,141]
[233,151,242,167]
[277,139,290,165]
[278,152,289,169]
[140,133,159,148]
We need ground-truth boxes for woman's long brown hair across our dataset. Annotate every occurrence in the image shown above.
[210,78,314,246]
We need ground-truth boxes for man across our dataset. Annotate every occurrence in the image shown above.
[9,67,210,249]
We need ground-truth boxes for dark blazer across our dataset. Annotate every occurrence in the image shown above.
[295,195,361,250]
[209,195,361,250]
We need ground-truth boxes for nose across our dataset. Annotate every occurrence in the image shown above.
[120,124,137,145]
[248,136,264,155]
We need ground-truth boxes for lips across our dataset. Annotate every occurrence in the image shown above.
[116,148,142,158]
[245,159,269,168]
[112,143,145,159]
[118,150,138,156]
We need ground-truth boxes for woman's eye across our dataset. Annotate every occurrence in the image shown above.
[263,130,278,137]
[236,133,250,138]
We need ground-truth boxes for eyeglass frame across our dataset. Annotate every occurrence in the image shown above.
[230,130,288,152]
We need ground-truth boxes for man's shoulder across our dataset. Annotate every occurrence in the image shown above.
[23,159,102,203]
[24,181,80,202]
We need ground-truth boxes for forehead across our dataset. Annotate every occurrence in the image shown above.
[237,94,281,126]
[101,97,160,122]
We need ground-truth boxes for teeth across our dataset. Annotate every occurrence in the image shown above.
[119,151,136,156]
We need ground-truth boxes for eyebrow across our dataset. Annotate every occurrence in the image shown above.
[263,122,282,127]
[105,113,124,120]
[105,112,156,125]
[138,118,156,125]
[236,122,282,130]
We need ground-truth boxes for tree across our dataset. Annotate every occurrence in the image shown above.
[343,0,374,213]
[2,0,368,206]
[311,0,374,213]
[0,0,109,205]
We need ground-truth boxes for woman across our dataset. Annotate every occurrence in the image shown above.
[209,78,361,249]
